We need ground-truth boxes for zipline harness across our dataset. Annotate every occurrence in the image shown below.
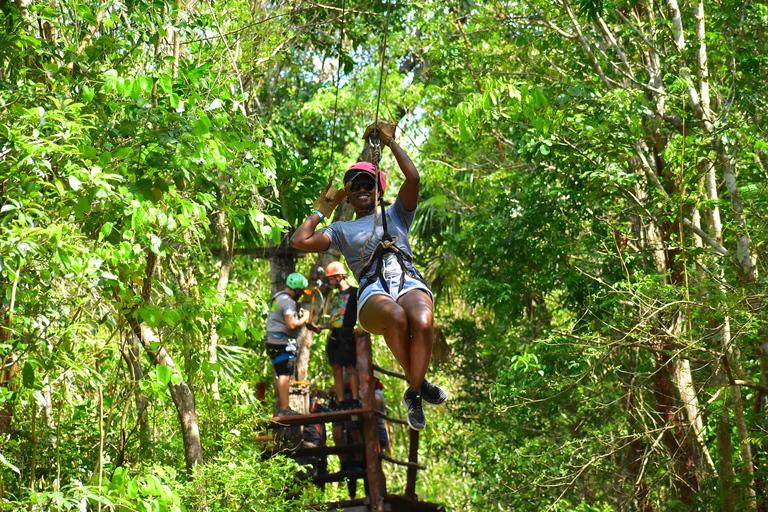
[356,137,428,301]
[325,0,426,299]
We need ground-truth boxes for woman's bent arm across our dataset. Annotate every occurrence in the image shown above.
[290,212,332,252]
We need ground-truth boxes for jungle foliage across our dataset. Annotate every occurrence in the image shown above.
[3,0,768,510]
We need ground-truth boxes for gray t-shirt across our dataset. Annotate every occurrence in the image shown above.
[318,196,419,282]
[266,292,301,341]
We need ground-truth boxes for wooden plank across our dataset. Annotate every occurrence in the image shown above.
[308,468,367,485]
[268,408,372,428]
[386,495,444,511]
[266,442,365,458]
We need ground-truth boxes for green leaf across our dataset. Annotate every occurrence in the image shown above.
[159,74,173,94]
[69,176,82,191]
[22,361,35,388]
[139,76,153,93]
[192,119,209,136]
[82,86,95,103]
[170,93,180,109]
[130,79,142,101]
[114,147,133,159]
[269,225,281,245]
[162,308,182,327]
[138,305,163,327]
[0,454,20,474]
[74,196,91,218]
[156,365,172,386]
[132,205,146,229]
[459,121,472,142]
[98,222,113,242]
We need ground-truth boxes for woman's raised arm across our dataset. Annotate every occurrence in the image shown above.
[290,212,331,252]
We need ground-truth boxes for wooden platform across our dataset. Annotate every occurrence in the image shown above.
[323,495,445,512]
[268,407,371,428]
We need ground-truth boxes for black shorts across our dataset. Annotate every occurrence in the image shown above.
[266,342,297,377]
[326,329,357,368]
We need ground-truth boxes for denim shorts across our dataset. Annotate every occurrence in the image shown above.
[357,271,433,316]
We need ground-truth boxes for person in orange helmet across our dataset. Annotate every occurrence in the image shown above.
[314,260,360,410]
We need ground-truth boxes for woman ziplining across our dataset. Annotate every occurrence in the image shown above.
[290,123,447,431]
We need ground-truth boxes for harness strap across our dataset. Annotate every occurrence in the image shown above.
[357,238,427,300]
[271,352,295,365]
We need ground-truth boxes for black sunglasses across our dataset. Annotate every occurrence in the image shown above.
[350,177,376,193]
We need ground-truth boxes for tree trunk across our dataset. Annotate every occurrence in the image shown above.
[122,330,151,453]
[208,176,234,401]
[717,390,736,512]
[0,298,18,436]
[126,250,204,474]
[653,352,700,504]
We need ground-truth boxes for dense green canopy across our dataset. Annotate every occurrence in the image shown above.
[2,0,768,509]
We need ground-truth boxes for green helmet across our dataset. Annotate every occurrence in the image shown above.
[286,272,308,290]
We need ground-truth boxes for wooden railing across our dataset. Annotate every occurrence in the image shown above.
[265,332,429,511]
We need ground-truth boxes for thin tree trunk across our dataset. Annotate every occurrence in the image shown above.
[717,389,736,512]
[268,235,298,413]
[723,317,757,509]
[126,250,204,474]
[172,0,180,78]
[653,351,700,503]
[208,175,234,401]
[0,281,19,436]
[122,330,150,453]
[619,352,655,512]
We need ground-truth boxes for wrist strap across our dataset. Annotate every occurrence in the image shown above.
[313,209,326,221]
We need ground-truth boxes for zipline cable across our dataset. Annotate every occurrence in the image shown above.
[372,0,392,129]
[329,0,346,168]
[360,0,394,269]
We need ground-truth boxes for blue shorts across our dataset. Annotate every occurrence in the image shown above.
[265,339,297,377]
[357,272,433,316]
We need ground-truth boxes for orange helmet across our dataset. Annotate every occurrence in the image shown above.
[325,261,347,277]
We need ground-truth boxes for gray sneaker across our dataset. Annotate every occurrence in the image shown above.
[420,378,448,406]
[402,390,426,431]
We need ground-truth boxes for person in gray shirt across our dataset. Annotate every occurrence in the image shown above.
[265,272,311,415]
[291,122,447,431]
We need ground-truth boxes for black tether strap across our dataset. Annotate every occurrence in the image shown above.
[357,203,427,300]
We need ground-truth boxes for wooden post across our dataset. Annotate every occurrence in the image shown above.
[356,330,387,511]
[405,429,419,500]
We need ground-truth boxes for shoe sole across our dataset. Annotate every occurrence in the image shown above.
[402,396,426,431]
